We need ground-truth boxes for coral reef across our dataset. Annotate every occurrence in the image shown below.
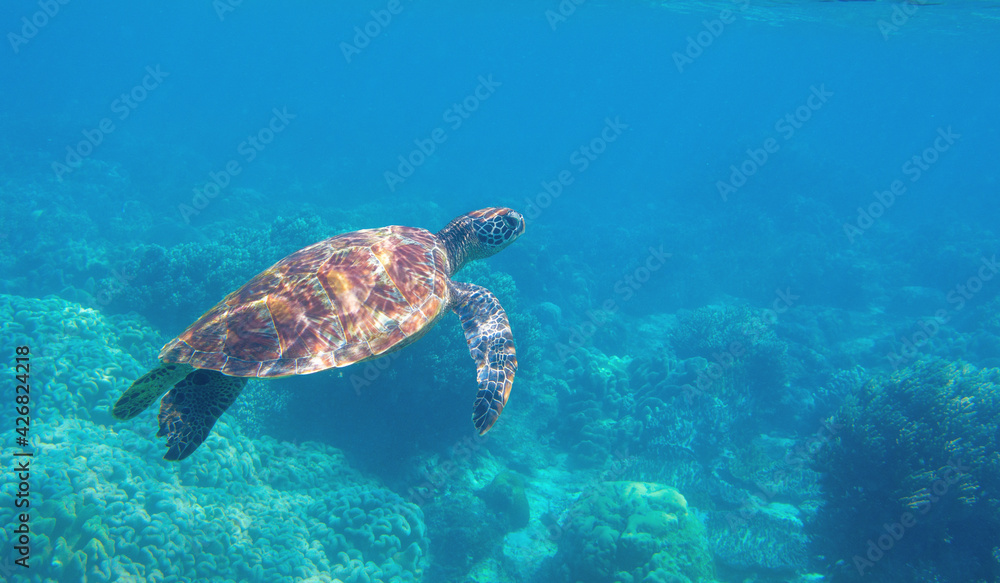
[559,349,642,467]
[814,360,1000,582]
[545,481,716,583]
[309,485,428,583]
[10,170,1000,583]
[0,294,162,425]
[422,489,507,583]
[671,304,789,403]
[477,471,530,531]
[542,325,821,583]
[0,160,155,299]
[231,378,290,438]
[0,294,429,583]
[0,416,429,583]
[706,502,808,576]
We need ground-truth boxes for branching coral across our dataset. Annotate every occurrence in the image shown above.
[672,304,789,400]
[814,360,1000,582]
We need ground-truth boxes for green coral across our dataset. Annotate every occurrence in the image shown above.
[814,360,1000,582]
[478,471,530,531]
[548,481,715,583]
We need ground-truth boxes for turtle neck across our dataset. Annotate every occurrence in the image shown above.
[436,216,478,277]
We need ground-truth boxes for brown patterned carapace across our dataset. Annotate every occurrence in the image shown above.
[160,226,450,377]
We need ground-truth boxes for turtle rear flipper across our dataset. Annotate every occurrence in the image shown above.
[156,369,248,461]
[450,281,517,435]
[113,363,193,420]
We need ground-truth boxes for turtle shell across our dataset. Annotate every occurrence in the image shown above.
[159,226,451,377]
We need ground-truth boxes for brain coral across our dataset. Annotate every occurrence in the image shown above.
[546,481,715,583]
[0,293,162,425]
[0,294,428,583]
[814,360,1000,582]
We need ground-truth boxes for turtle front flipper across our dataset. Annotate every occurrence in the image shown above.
[113,362,193,420]
[156,369,248,461]
[450,281,517,435]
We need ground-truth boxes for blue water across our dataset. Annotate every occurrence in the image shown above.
[1,1,999,582]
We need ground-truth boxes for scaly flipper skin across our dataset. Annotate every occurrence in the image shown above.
[450,280,517,434]
[156,369,248,461]
[112,362,193,420]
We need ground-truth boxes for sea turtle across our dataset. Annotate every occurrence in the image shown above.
[113,207,525,461]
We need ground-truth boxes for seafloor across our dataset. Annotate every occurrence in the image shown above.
[0,157,998,583]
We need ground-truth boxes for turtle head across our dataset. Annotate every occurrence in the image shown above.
[469,207,525,253]
[438,207,525,274]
